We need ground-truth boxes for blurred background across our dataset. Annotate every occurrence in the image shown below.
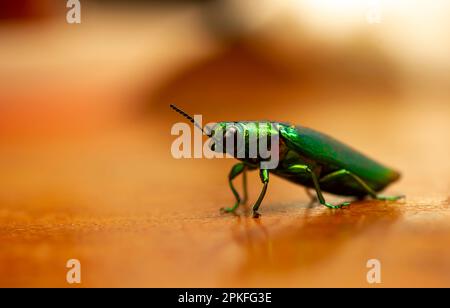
[0,0,449,287]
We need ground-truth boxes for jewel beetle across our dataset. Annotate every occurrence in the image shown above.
[170,105,403,218]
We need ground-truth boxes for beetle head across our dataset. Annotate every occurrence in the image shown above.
[208,121,278,161]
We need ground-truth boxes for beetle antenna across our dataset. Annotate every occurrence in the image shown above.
[170,104,211,136]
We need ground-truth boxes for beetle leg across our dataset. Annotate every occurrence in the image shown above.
[221,163,246,213]
[319,169,404,201]
[375,195,405,201]
[252,169,269,218]
[287,164,350,209]
[242,167,248,205]
[305,188,318,203]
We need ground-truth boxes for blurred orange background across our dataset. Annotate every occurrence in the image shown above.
[0,0,449,287]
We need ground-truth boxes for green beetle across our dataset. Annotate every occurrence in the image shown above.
[170,105,403,218]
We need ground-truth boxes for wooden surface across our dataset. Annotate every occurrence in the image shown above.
[1,98,449,287]
[1,6,450,288]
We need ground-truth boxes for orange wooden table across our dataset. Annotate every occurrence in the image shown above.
[1,7,449,288]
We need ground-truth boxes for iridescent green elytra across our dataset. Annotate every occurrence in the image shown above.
[170,105,403,218]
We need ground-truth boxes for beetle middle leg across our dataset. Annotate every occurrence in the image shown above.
[319,169,404,201]
[287,164,351,209]
[242,167,248,204]
[252,169,269,218]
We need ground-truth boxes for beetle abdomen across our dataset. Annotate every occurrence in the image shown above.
[278,123,400,193]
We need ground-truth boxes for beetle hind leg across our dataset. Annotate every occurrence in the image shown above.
[287,164,351,209]
[319,169,404,202]
[375,195,405,201]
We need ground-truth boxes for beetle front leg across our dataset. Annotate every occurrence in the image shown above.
[242,167,248,204]
[252,169,269,218]
[287,164,350,209]
[221,163,245,213]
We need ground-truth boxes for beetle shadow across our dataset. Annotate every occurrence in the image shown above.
[226,200,403,278]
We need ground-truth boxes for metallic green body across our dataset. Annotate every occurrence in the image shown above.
[170,104,403,218]
[210,121,400,197]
